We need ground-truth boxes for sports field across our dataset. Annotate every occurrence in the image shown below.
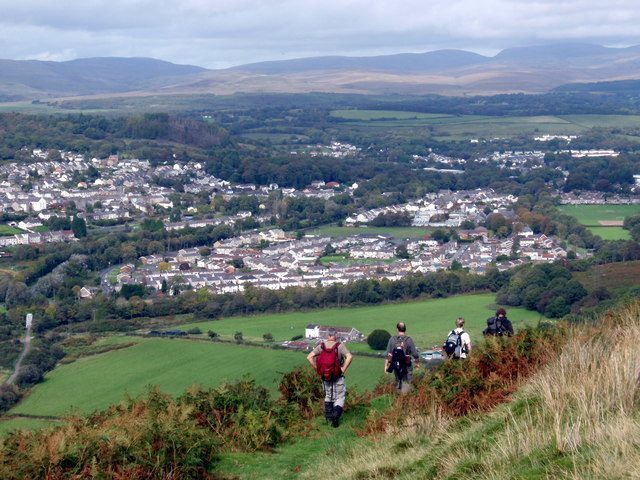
[9,337,382,419]
[309,225,431,238]
[179,293,542,350]
[558,204,640,240]
[330,110,640,139]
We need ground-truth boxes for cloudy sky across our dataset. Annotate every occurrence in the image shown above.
[2,0,640,68]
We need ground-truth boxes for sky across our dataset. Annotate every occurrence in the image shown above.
[2,0,640,69]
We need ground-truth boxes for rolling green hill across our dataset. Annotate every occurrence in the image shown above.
[178,293,543,350]
[8,337,382,420]
[0,297,637,479]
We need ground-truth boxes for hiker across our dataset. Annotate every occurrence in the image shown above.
[483,307,514,337]
[307,328,353,427]
[384,322,420,394]
[443,317,471,359]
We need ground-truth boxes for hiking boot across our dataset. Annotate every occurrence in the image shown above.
[324,401,334,423]
[331,405,343,428]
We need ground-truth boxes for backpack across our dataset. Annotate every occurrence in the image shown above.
[316,342,342,381]
[483,316,504,336]
[386,339,409,379]
[443,329,464,358]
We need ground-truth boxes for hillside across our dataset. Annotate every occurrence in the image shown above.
[219,299,640,478]
[299,299,640,479]
[150,43,640,96]
[5,43,640,100]
[0,300,636,478]
[0,57,207,101]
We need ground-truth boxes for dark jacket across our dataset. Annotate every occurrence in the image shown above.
[483,316,514,336]
[385,335,420,365]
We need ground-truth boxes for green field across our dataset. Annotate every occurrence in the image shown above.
[331,110,456,121]
[318,254,396,266]
[0,101,113,114]
[310,225,431,238]
[5,295,543,435]
[558,204,640,240]
[239,133,311,143]
[0,417,64,436]
[558,204,640,224]
[330,110,640,140]
[179,294,543,350]
[0,224,23,236]
[9,337,382,419]
[584,226,630,240]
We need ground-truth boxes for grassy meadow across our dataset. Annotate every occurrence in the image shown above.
[9,336,382,420]
[558,204,640,240]
[1,294,542,435]
[330,109,640,140]
[179,293,543,350]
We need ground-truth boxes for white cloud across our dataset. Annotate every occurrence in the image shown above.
[0,0,639,68]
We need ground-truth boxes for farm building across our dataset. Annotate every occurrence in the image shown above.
[305,324,364,342]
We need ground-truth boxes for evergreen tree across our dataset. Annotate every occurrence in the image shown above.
[71,216,87,238]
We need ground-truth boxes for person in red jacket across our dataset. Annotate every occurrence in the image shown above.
[307,328,353,427]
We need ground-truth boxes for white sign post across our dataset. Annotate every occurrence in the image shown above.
[25,313,33,329]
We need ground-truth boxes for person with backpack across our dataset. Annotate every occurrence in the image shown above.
[306,328,353,427]
[483,307,514,337]
[443,317,471,359]
[384,322,420,394]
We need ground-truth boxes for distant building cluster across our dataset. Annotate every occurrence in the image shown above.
[345,189,517,228]
[106,190,578,296]
[559,192,640,205]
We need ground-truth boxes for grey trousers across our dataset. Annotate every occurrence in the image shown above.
[323,376,346,408]
[395,370,413,394]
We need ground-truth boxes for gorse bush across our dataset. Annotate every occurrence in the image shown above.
[367,323,566,434]
[278,366,324,418]
[180,378,289,451]
[0,377,313,479]
[0,388,218,480]
[430,325,565,415]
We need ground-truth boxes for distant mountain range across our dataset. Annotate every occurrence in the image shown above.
[0,57,206,101]
[4,43,640,101]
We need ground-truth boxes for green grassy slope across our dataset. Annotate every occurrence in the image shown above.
[330,110,640,139]
[179,293,543,349]
[290,300,640,480]
[10,338,382,419]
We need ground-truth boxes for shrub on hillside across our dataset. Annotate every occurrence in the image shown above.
[180,379,288,451]
[0,388,218,480]
[366,323,566,434]
[0,384,21,412]
[0,376,313,478]
[367,329,391,350]
[278,366,323,418]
